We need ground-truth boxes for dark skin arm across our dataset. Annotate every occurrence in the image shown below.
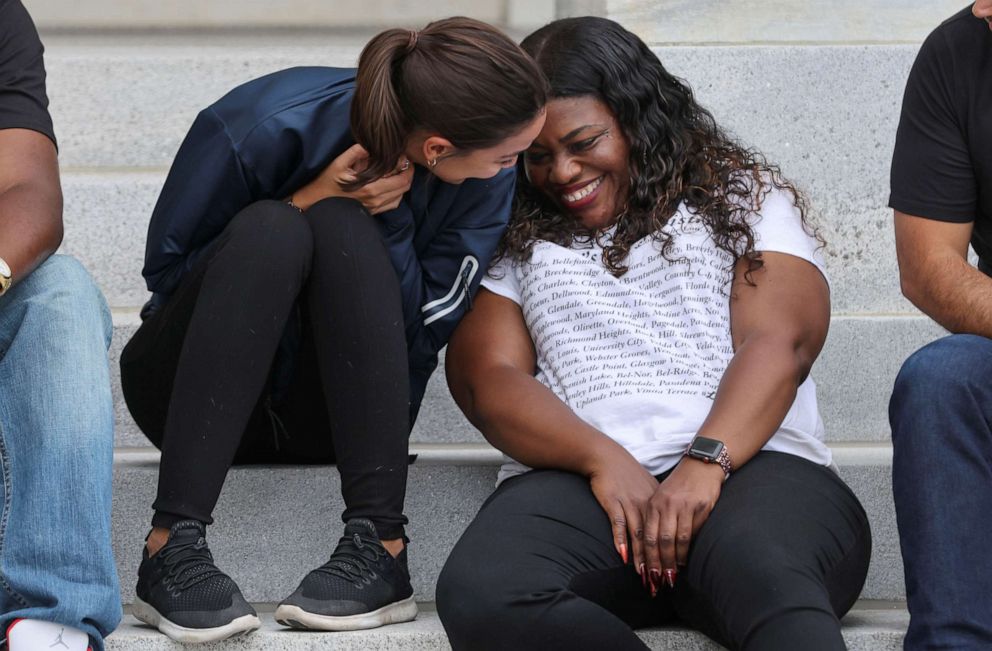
[0,128,62,286]
[446,288,659,576]
[893,211,992,336]
[447,251,830,594]
[642,251,830,592]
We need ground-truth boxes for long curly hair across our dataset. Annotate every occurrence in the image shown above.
[499,17,817,279]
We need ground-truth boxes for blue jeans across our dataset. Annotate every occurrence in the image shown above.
[0,256,121,650]
[890,334,992,650]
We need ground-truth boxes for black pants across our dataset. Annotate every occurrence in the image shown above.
[437,452,871,651]
[120,198,411,539]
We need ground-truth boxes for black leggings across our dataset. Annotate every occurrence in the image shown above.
[120,198,411,539]
[437,452,871,651]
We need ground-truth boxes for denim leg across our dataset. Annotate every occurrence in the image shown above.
[0,256,122,650]
[890,334,992,650]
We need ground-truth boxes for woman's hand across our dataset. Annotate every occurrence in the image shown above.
[642,458,725,596]
[587,449,659,588]
[290,144,413,214]
[444,290,666,585]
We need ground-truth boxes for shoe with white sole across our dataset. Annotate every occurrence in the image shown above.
[275,518,418,631]
[5,619,91,651]
[133,520,260,644]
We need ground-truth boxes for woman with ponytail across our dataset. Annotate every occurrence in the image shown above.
[119,17,546,644]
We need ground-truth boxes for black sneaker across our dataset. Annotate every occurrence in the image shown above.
[274,518,417,630]
[133,520,261,643]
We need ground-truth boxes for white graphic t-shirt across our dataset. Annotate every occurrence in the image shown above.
[483,187,832,484]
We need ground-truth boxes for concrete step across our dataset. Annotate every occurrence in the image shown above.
[59,168,921,320]
[26,0,553,30]
[62,174,155,309]
[46,41,922,315]
[45,39,916,173]
[601,0,961,44]
[105,314,944,448]
[110,444,904,605]
[106,604,909,649]
[814,316,945,443]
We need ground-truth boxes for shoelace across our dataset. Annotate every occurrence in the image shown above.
[158,536,227,592]
[313,532,386,584]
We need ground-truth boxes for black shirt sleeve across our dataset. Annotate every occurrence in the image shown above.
[889,26,975,222]
[0,0,56,146]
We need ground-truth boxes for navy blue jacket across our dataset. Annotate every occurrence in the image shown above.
[142,67,514,424]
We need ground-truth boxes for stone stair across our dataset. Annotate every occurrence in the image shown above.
[40,27,936,649]
[24,0,554,30]
[110,443,902,605]
[106,605,912,650]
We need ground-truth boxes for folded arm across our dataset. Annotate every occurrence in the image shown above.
[894,211,992,336]
[0,128,62,285]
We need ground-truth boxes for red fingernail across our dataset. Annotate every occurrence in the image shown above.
[638,563,646,589]
[619,543,628,564]
[649,569,661,597]
[664,569,677,589]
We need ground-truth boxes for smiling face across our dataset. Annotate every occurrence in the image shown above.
[975,0,992,29]
[523,95,631,231]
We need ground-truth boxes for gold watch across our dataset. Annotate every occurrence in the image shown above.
[0,256,11,296]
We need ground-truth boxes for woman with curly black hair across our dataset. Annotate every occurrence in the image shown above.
[436,17,871,651]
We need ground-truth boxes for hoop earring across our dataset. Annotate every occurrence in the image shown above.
[429,158,438,169]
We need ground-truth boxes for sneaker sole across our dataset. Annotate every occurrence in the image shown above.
[274,596,418,631]
[132,596,261,643]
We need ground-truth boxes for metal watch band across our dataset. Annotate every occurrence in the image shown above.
[684,438,733,478]
[714,446,733,478]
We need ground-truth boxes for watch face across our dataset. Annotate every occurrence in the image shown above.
[690,437,723,458]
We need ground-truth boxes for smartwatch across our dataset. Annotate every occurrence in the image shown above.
[0,256,11,297]
[684,436,733,479]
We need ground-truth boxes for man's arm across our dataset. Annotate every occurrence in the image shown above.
[0,127,62,286]
[894,210,992,336]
